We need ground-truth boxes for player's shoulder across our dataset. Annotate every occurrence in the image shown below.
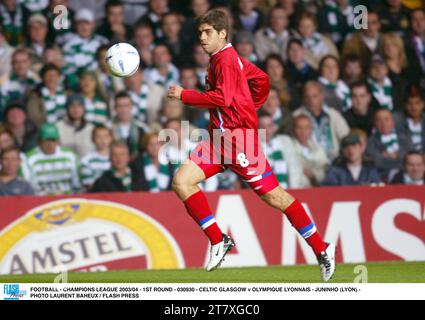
[213,46,243,69]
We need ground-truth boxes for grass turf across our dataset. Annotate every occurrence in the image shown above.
[0,261,424,283]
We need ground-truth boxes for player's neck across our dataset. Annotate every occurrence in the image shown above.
[211,42,229,56]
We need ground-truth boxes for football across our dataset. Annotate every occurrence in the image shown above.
[105,42,140,77]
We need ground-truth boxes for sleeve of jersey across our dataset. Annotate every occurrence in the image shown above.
[242,59,270,109]
[181,61,237,109]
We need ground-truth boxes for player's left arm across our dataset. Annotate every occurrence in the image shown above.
[168,60,238,108]
[241,58,270,109]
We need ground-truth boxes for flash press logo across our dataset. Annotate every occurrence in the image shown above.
[3,284,27,300]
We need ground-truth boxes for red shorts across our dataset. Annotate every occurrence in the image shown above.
[189,128,279,195]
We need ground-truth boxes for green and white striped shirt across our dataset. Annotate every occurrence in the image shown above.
[80,151,111,188]
[62,34,109,75]
[84,96,110,127]
[1,72,40,107]
[24,146,80,195]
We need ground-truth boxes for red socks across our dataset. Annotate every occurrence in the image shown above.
[184,192,327,255]
[184,190,223,245]
[284,200,328,256]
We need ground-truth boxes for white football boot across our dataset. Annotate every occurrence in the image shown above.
[317,243,336,282]
[206,234,235,272]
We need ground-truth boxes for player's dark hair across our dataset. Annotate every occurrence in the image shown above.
[196,9,230,41]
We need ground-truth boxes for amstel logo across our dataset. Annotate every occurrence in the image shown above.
[0,199,185,274]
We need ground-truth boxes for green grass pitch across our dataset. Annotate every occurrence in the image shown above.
[0,261,424,283]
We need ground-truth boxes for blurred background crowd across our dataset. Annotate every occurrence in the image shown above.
[0,0,424,196]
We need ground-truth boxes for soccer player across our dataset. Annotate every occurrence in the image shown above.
[167,10,336,281]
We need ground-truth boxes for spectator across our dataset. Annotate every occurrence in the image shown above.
[0,27,14,86]
[122,0,149,25]
[404,9,425,88]
[254,6,291,62]
[44,0,75,46]
[111,91,147,159]
[131,131,174,192]
[42,45,65,70]
[367,54,402,111]
[343,81,377,136]
[91,141,143,192]
[342,54,365,85]
[139,0,170,39]
[180,66,209,129]
[2,103,38,152]
[144,44,180,89]
[366,108,414,180]
[57,94,96,158]
[291,114,329,187]
[192,43,209,90]
[0,128,15,154]
[394,86,425,151]
[62,8,108,77]
[160,97,185,124]
[284,39,318,96]
[233,0,265,33]
[258,111,304,189]
[293,81,350,160]
[124,66,165,126]
[25,13,51,69]
[27,63,66,129]
[263,87,293,135]
[375,0,412,34]
[159,11,189,66]
[295,12,339,70]
[97,0,132,42]
[317,0,355,47]
[0,0,27,46]
[181,0,211,46]
[24,123,80,195]
[1,48,40,116]
[0,146,34,196]
[318,55,351,112]
[342,11,382,71]
[322,132,382,186]
[234,30,259,65]
[390,150,425,185]
[95,45,125,102]
[79,71,110,127]
[161,118,196,169]
[80,125,113,190]
[380,32,409,84]
[132,22,155,66]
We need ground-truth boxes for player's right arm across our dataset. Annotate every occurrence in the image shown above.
[180,60,238,109]
[241,58,270,110]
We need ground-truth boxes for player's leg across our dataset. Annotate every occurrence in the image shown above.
[227,129,335,281]
[172,159,223,245]
[173,144,235,272]
[260,186,336,282]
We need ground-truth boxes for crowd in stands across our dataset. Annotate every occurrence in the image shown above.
[0,0,424,196]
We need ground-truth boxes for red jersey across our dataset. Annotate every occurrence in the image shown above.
[181,44,269,132]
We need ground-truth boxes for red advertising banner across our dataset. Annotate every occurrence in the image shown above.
[0,185,424,275]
